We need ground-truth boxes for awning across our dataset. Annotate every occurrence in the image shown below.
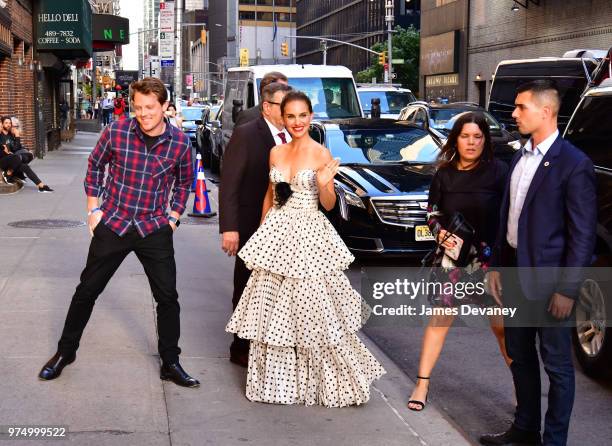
[35,0,93,59]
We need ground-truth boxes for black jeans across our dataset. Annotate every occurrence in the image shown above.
[58,223,181,363]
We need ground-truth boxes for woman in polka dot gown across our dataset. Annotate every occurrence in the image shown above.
[226,91,386,407]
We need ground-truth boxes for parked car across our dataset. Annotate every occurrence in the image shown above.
[179,106,204,147]
[398,101,518,164]
[308,118,439,257]
[357,84,417,119]
[195,103,222,161]
[488,55,600,133]
[209,108,224,173]
[563,76,612,379]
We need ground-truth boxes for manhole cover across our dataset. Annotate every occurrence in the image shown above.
[8,219,86,229]
[180,216,218,225]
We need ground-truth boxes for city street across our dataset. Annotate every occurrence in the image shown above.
[0,131,470,446]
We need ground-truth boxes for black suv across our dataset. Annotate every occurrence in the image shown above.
[309,118,439,257]
[398,102,518,164]
[563,78,612,379]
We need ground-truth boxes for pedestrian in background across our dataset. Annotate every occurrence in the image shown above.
[101,93,113,126]
[407,112,510,412]
[480,80,596,446]
[0,116,52,192]
[38,77,198,388]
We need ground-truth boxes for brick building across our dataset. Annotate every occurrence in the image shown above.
[0,0,36,151]
[467,0,612,105]
[419,0,612,104]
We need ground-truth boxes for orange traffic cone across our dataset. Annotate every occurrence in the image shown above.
[191,153,203,191]
[188,164,216,218]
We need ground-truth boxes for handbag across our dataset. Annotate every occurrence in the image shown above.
[443,212,475,267]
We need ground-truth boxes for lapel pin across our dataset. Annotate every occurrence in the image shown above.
[544,161,550,167]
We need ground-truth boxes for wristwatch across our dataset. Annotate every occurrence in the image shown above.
[87,207,102,216]
[168,216,180,227]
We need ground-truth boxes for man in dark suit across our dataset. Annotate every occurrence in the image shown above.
[219,82,293,367]
[481,81,596,446]
[234,71,288,127]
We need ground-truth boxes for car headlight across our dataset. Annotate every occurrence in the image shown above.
[344,189,365,209]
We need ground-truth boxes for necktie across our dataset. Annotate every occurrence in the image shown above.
[277,132,287,144]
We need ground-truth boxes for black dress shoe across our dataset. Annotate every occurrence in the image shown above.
[38,352,76,380]
[229,352,248,368]
[160,362,200,388]
[480,424,542,445]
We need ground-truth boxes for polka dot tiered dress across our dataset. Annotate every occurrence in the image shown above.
[226,167,386,408]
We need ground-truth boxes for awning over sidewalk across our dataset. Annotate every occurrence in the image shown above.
[35,0,93,60]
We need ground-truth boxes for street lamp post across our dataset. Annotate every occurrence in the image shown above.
[385,0,394,84]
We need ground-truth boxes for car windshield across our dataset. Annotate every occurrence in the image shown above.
[565,95,612,168]
[429,109,502,134]
[359,91,417,114]
[257,77,362,119]
[325,127,439,164]
[181,108,202,121]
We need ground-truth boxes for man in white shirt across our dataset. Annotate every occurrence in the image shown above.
[218,82,293,367]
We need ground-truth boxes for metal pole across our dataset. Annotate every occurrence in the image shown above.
[386,0,394,84]
[272,0,276,63]
[254,0,258,64]
[175,0,183,99]
[321,40,327,65]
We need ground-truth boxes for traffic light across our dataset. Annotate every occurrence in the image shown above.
[378,51,386,65]
[281,41,289,57]
[201,29,207,45]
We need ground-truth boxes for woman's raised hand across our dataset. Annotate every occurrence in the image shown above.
[317,158,340,187]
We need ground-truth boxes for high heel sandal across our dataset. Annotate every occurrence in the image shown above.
[408,376,430,411]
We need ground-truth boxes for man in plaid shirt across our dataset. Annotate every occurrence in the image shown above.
[39,78,199,388]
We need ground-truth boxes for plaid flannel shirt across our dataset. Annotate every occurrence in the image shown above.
[85,118,194,237]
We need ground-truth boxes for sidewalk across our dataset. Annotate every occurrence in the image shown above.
[0,131,471,446]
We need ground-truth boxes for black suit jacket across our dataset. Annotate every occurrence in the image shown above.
[235,105,262,127]
[219,116,275,238]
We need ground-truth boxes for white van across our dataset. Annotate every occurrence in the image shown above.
[213,64,363,171]
[222,64,363,133]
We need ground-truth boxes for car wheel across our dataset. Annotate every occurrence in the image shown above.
[572,268,612,379]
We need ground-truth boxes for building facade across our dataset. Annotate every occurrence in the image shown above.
[418,0,468,103]
[237,0,296,65]
[296,0,420,74]
[467,0,612,106]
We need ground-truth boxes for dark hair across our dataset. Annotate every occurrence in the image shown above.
[260,71,288,95]
[516,79,561,115]
[167,102,177,111]
[437,112,493,169]
[130,77,168,105]
[516,79,560,96]
[280,91,313,115]
[1,116,11,124]
[261,82,293,103]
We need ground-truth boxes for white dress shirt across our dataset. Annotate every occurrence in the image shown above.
[264,118,292,146]
[506,129,559,248]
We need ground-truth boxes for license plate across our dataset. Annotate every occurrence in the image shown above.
[415,225,435,241]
